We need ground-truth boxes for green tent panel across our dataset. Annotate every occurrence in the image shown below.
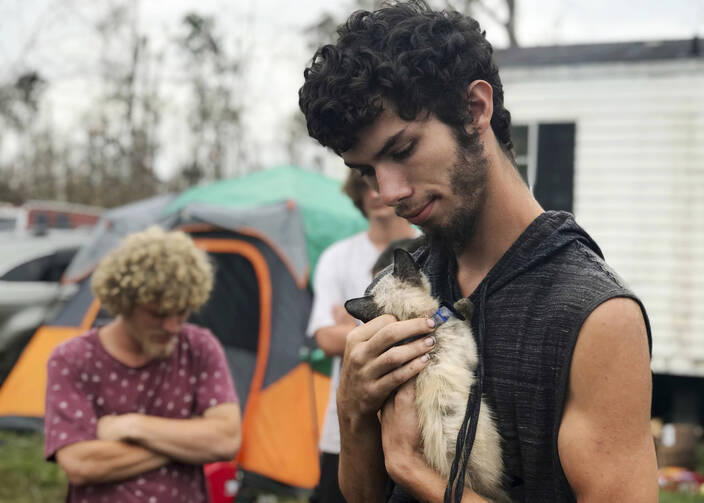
[167,165,367,281]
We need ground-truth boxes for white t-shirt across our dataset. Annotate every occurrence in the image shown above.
[307,231,380,454]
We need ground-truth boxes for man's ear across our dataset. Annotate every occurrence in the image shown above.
[345,296,380,323]
[466,79,493,132]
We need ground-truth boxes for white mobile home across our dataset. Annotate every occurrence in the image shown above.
[495,39,704,417]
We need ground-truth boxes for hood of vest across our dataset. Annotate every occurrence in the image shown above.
[480,210,603,298]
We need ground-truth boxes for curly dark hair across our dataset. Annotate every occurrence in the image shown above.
[299,0,513,158]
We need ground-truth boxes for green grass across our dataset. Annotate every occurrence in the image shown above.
[1,431,703,502]
[0,430,68,503]
[0,430,310,502]
[660,493,704,503]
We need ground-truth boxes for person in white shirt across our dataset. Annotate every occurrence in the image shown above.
[307,170,417,503]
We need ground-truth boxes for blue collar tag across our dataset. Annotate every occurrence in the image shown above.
[431,305,455,328]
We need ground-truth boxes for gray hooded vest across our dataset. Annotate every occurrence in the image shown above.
[389,211,652,502]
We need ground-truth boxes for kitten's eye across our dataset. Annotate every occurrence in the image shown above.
[392,141,415,161]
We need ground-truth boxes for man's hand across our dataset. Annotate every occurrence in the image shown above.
[115,403,241,464]
[56,438,170,486]
[97,413,137,442]
[338,314,436,417]
[336,315,435,503]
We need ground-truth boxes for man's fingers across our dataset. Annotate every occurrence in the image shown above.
[346,314,398,345]
[341,315,433,414]
[366,326,435,378]
[373,353,430,401]
[366,317,435,356]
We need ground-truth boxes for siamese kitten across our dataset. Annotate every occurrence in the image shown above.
[346,249,508,502]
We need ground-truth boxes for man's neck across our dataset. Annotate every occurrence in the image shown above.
[367,216,416,251]
[455,154,543,298]
[98,317,151,367]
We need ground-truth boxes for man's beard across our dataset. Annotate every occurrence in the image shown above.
[425,129,489,254]
[140,335,178,360]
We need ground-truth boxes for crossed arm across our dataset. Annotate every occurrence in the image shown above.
[337,298,657,503]
[56,402,241,486]
[314,305,356,357]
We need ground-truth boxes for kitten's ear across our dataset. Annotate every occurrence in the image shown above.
[392,248,422,287]
[345,296,380,323]
[453,298,475,321]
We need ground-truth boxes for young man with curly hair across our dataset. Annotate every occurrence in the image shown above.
[44,226,241,503]
[299,1,657,502]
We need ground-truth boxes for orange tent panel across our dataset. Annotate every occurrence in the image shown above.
[313,371,331,438]
[238,362,321,489]
[0,326,85,417]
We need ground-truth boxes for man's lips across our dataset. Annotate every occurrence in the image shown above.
[402,200,435,225]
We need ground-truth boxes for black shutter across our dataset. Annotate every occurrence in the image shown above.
[534,123,575,212]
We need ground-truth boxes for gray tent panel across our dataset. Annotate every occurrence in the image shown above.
[159,201,309,282]
[223,346,256,413]
[53,279,95,326]
[64,194,176,282]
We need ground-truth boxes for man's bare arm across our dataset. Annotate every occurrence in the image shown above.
[314,305,356,357]
[558,297,657,502]
[315,325,352,357]
[56,439,169,486]
[98,402,242,465]
[338,412,387,503]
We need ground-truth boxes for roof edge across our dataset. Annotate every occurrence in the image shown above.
[495,37,702,68]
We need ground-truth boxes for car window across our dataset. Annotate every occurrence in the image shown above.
[47,248,78,281]
[0,217,16,232]
[1,255,53,281]
[0,247,78,282]
[56,214,71,229]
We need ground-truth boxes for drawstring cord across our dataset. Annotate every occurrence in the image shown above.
[443,281,489,503]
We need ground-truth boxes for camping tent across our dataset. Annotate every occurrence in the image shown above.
[0,166,367,491]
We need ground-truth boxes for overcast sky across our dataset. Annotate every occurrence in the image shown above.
[1,0,703,178]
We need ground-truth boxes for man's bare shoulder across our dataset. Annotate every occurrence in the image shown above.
[559,296,657,502]
[578,297,649,355]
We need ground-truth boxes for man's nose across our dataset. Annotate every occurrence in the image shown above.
[375,165,412,206]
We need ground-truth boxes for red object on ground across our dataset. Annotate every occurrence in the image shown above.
[658,466,704,494]
[204,461,239,503]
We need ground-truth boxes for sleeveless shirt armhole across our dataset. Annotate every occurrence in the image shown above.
[551,289,653,501]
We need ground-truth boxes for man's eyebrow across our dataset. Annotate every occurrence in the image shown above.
[343,127,408,169]
[374,127,407,160]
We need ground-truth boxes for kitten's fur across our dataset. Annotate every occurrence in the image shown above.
[346,249,508,502]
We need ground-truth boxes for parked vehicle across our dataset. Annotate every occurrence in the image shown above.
[0,231,90,384]
[0,201,102,238]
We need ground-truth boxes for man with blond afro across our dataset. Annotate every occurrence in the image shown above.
[44,226,241,503]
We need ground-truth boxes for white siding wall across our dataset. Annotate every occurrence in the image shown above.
[501,60,704,376]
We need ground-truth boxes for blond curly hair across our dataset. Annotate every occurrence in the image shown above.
[92,226,214,316]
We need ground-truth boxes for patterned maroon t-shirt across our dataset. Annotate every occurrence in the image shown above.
[44,323,239,503]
